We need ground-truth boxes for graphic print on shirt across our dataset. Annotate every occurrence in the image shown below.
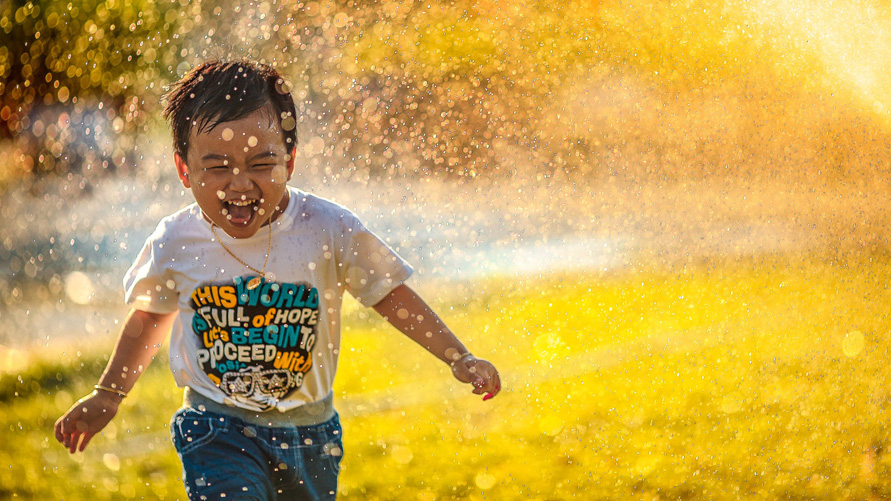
[190,276,319,410]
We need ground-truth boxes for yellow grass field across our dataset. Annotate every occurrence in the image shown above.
[2,252,889,500]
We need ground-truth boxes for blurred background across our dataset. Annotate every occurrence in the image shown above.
[1,0,890,499]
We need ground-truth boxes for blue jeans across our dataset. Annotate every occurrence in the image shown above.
[171,407,344,500]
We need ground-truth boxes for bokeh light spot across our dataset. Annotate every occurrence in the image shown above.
[843,330,865,357]
[475,472,497,490]
[390,445,413,464]
[64,271,94,305]
[102,453,121,471]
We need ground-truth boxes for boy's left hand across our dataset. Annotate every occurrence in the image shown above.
[451,355,501,401]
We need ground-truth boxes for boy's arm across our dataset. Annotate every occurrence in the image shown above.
[372,284,501,400]
[54,308,176,454]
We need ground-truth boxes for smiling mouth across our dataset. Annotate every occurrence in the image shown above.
[223,199,258,225]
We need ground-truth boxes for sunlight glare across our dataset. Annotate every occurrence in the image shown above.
[749,0,891,119]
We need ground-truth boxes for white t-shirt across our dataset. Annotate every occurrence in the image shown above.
[124,187,413,412]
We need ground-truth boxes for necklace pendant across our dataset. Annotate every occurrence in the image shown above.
[247,277,263,290]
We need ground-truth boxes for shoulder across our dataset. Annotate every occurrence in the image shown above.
[288,188,362,228]
[146,203,204,244]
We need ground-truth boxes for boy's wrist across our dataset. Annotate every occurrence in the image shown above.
[449,352,475,368]
[94,383,128,401]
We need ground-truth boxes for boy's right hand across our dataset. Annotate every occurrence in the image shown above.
[54,391,122,453]
[450,354,501,401]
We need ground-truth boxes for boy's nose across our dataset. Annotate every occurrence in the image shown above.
[228,169,254,191]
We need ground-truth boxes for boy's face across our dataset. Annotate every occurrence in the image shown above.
[175,106,296,239]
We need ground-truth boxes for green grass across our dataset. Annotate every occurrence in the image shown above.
[2,253,890,499]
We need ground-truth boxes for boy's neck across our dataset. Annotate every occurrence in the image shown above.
[270,188,291,224]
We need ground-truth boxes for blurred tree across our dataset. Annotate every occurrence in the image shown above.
[0,0,183,183]
[2,0,621,183]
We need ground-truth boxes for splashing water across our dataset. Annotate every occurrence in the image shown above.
[2,2,891,500]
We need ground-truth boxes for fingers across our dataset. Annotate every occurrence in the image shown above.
[56,414,89,454]
[78,432,95,452]
[61,432,89,454]
[471,375,487,395]
[452,358,502,401]
[470,362,501,401]
[54,419,64,444]
[67,431,80,454]
[56,417,75,452]
[483,371,502,401]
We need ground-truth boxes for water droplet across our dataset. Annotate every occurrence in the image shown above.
[445,348,460,361]
[217,190,226,200]
[720,394,743,414]
[221,128,234,141]
[247,136,258,147]
[391,445,413,464]
[271,166,288,183]
[475,472,497,490]
[102,453,121,471]
[843,331,865,357]
[64,271,94,305]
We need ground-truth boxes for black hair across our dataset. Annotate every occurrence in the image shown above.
[162,59,298,158]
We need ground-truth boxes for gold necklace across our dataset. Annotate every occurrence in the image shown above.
[209,220,272,291]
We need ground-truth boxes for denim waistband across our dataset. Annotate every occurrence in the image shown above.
[182,387,335,427]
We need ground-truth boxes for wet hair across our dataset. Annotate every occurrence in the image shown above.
[162,59,298,158]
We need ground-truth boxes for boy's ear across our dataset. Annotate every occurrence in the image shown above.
[174,153,191,189]
[285,147,297,180]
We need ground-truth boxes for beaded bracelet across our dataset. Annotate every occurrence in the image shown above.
[94,384,128,398]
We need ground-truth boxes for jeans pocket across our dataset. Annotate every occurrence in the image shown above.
[172,408,224,456]
[315,415,344,474]
[294,415,344,475]
[321,439,344,474]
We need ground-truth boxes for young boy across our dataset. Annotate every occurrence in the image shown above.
[54,60,500,500]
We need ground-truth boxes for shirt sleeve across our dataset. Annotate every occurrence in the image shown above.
[338,213,413,307]
[123,225,180,314]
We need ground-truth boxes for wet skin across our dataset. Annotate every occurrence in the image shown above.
[175,106,296,239]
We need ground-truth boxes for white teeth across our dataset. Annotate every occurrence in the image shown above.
[227,200,256,206]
